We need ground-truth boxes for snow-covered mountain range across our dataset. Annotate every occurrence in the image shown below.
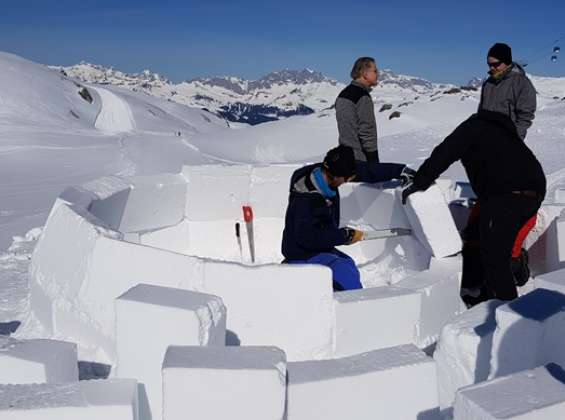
[54,62,460,125]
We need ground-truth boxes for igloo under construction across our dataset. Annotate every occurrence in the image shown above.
[12,163,565,420]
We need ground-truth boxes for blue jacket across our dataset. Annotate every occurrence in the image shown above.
[281,164,348,260]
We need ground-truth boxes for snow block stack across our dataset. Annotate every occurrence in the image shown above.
[434,300,504,410]
[489,288,565,379]
[0,337,78,384]
[397,183,462,258]
[286,344,439,420]
[454,363,565,419]
[201,262,334,360]
[162,346,286,420]
[333,287,420,357]
[0,379,138,419]
[116,284,226,420]
[535,266,565,294]
[394,258,462,348]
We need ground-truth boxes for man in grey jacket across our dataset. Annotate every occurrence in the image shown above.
[336,57,411,183]
[479,43,537,140]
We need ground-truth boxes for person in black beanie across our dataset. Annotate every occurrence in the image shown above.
[479,42,537,141]
[281,145,365,291]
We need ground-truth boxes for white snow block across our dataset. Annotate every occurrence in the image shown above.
[534,267,565,294]
[434,300,505,410]
[140,219,190,255]
[118,174,187,233]
[286,344,439,420]
[116,284,225,420]
[0,337,78,384]
[249,165,299,218]
[162,346,286,420]
[394,259,462,348]
[333,286,421,357]
[454,363,565,420]
[0,379,138,419]
[398,183,462,258]
[489,288,565,379]
[201,262,334,361]
[183,165,251,221]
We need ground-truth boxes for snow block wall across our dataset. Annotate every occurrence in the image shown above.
[489,288,565,380]
[394,257,462,348]
[286,344,439,420]
[201,262,334,361]
[397,183,462,258]
[116,284,226,420]
[434,300,504,410]
[0,337,78,384]
[162,346,286,420]
[454,364,565,420]
[535,267,565,294]
[333,287,421,357]
[0,379,139,420]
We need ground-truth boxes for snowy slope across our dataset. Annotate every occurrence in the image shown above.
[0,52,227,251]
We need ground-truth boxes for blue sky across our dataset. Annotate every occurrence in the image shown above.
[1,0,563,84]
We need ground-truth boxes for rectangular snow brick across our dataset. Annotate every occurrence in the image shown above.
[183,165,251,221]
[162,346,286,420]
[286,344,439,420]
[333,286,421,357]
[0,379,138,420]
[434,300,505,410]
[201,262,334,361]
[398,183,462,258]
[534,267,565,294]
[454,364,565,419]
[116,284,226,420]
[249,165,299,218]
[394,259,462,348]
[0,337,78,384]
[489,288,565,380]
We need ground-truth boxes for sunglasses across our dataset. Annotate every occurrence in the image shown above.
[487,61,503,68]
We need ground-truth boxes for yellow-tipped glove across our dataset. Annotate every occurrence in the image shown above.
[345,228,364,245]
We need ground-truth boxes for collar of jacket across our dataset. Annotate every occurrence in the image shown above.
[351,80,373,92]
[311,167,337,199]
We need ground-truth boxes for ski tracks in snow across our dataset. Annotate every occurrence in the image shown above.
[93,87,135,134]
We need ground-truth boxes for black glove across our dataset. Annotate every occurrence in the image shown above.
[364,150,379,163]
[399,166,416,186]
[401,182,420,205]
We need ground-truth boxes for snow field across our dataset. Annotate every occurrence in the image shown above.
[92,87,135,134]
[0,337,78,384]
[115,284,226,420]
[434,300,505,410]
[286,344,439,420]
[488,288,565,380]
[0,379,139,420]
[454,364,565,420]
[397,183,462,258]
[162,346,286,420]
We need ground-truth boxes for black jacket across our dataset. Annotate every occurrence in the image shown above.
[281,164,348,260]
[414,111,546,201]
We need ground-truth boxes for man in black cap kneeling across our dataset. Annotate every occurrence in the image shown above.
[281,145,365,291]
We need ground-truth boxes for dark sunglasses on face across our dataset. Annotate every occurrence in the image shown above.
[487,61,503,68]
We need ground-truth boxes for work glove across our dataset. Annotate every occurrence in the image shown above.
[401,181,420,205]
[344,228,364,245]
[399,166,417,186]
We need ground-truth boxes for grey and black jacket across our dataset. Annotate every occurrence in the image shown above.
[478,63,536,140]
[335,81,378,162]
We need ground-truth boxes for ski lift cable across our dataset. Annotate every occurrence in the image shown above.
[521,33,564,67]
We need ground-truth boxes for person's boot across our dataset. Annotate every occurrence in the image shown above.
[511,248,530,287]
[461,287,489,309]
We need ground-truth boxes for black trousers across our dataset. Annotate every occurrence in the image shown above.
[462,194,541,301]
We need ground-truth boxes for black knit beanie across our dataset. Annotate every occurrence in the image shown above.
[323,145,356,178]
[488,43,512,65]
